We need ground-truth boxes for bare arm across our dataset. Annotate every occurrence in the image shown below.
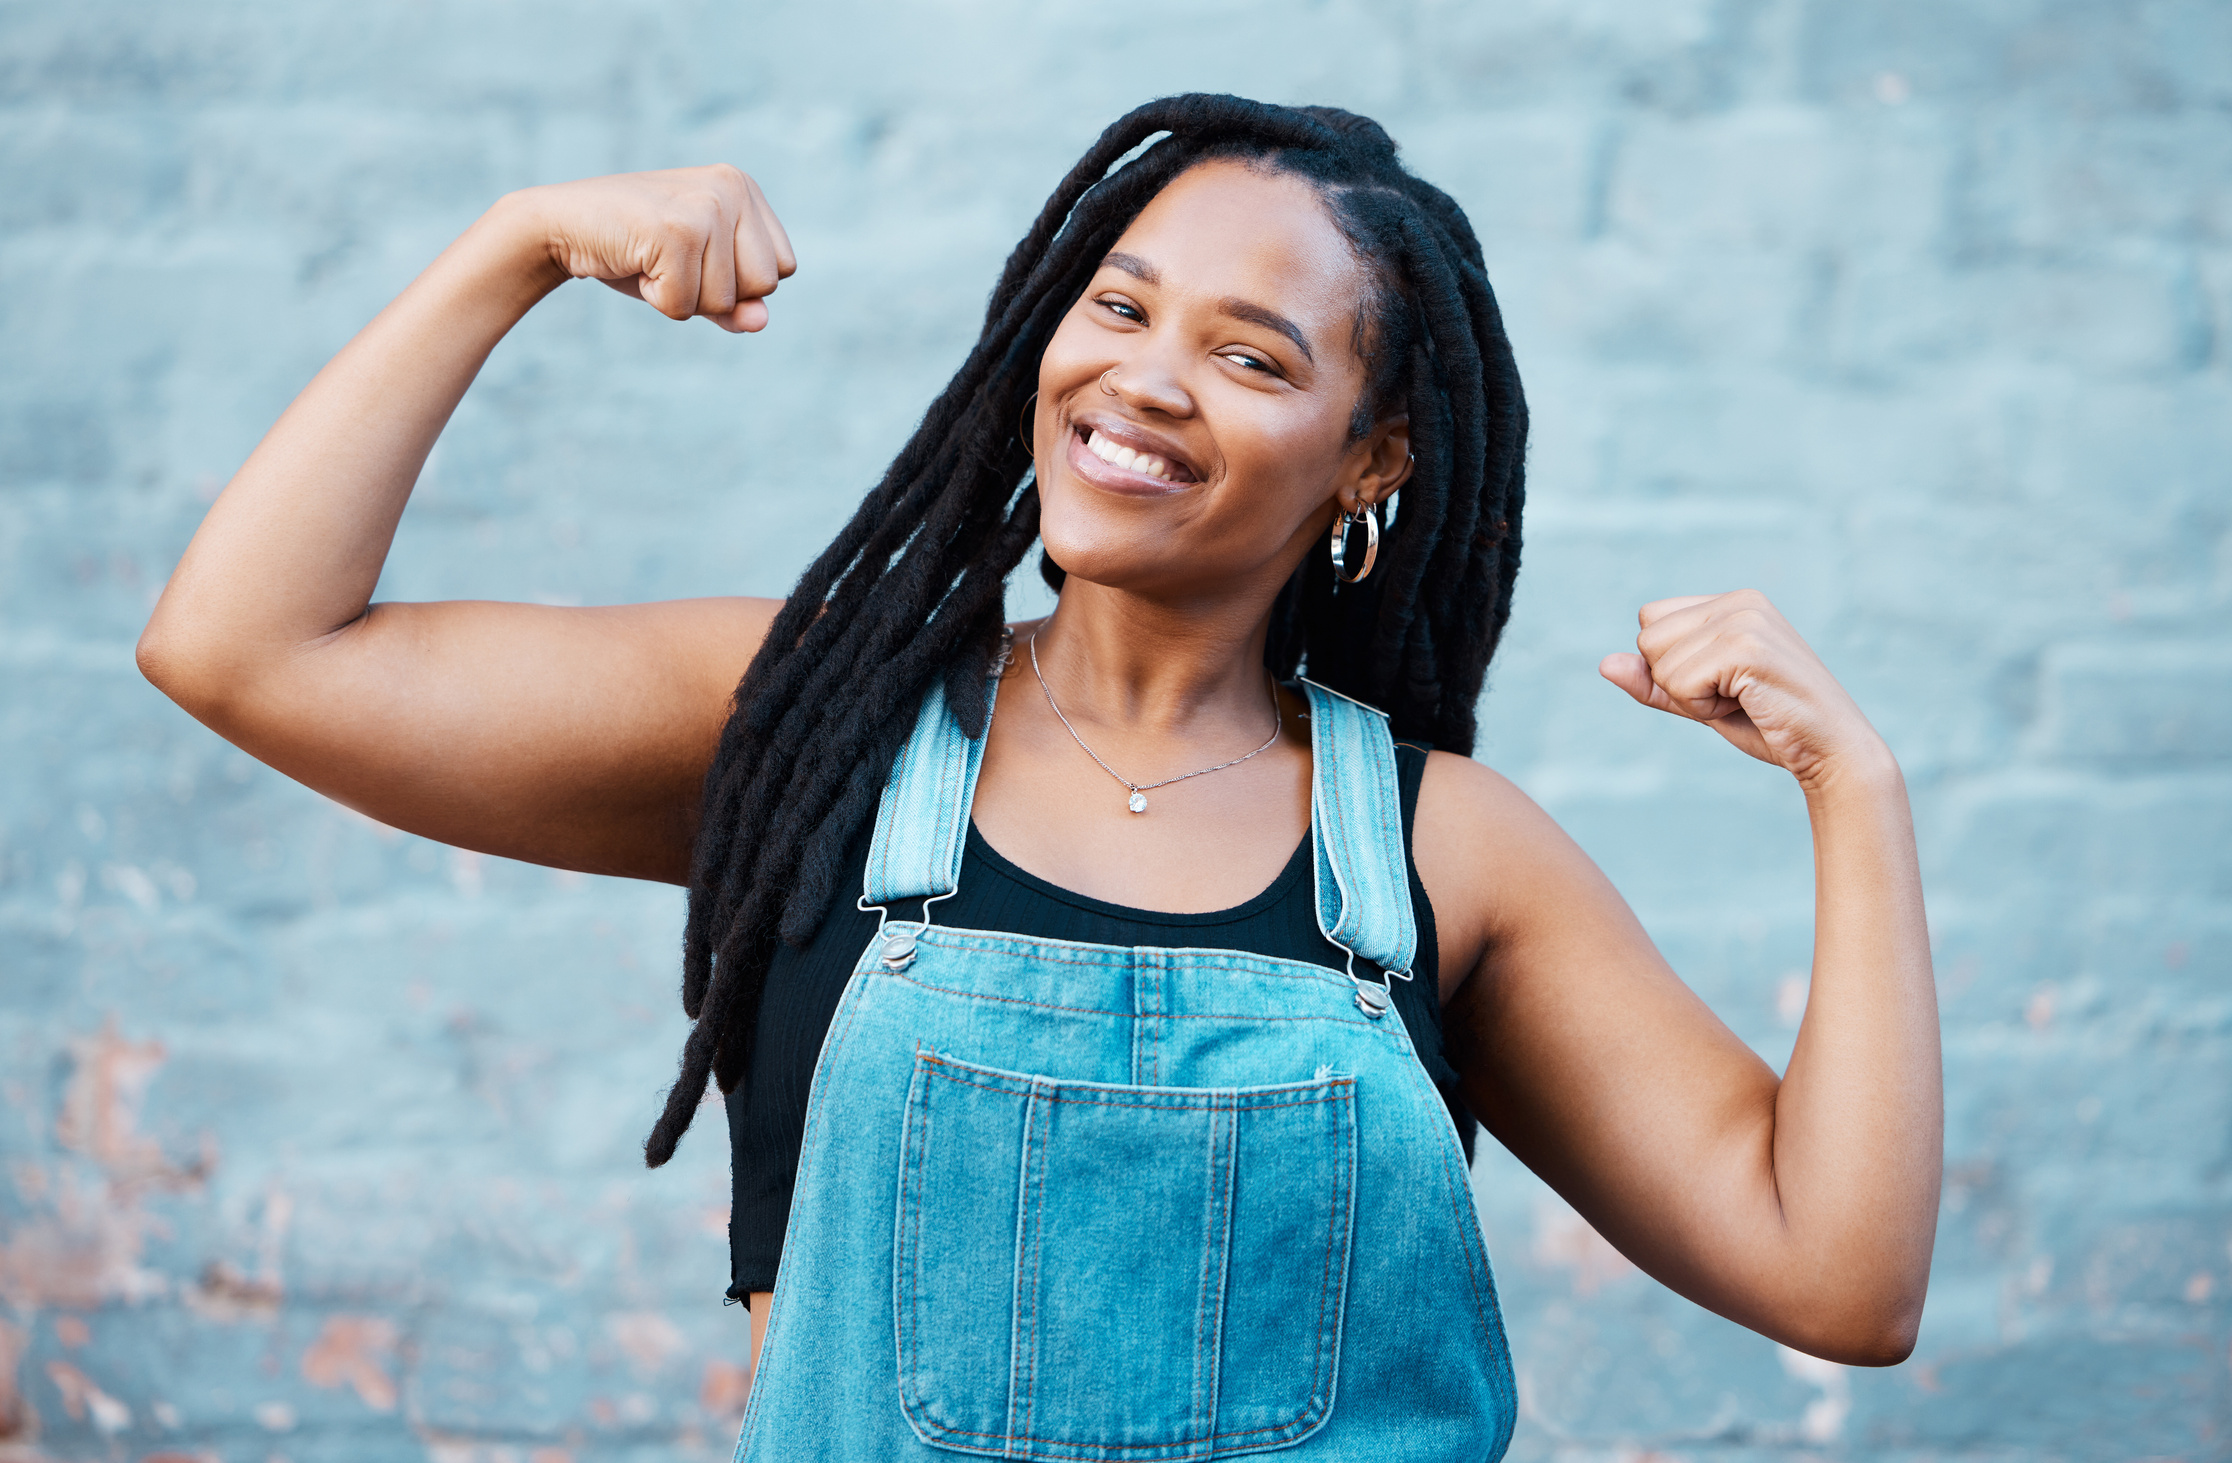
[1425,590,1939,1365]
[138,168,797,882]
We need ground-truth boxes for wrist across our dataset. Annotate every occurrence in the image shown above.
[1797,734,1904,808]
[447,191,574,312]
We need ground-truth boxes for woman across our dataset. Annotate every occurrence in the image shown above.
[139,97,1939,1459]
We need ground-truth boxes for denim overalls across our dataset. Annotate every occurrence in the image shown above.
[734,677,1517,1462]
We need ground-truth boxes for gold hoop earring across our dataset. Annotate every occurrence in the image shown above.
[1018,392,1039,455]
[1099,368,1120,397]
[1329,501,1379,585]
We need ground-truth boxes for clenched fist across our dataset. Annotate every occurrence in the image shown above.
[1600,590,1893,793]
[500,165,797,333]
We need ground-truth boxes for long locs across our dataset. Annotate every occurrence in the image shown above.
[648,94,1528,1167]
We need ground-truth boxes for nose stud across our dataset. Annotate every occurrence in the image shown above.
[1099,368,1120,396]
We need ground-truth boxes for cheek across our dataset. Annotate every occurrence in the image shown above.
[1211,404,1352,510]
[1181,429,1344,568]
[1035,312,1101,394]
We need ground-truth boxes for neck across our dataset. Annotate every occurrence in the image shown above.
[1031,576,1277,736]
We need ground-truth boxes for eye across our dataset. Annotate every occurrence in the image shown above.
[1218,349,1277,375]
[1096,295,1143,323]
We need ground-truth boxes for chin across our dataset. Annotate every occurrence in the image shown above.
[1030,476,1149,581]
[1035,521,1160,591]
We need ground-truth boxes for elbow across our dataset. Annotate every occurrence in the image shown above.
[1830,1318,1920,1369]
[136,617,181,695]
[136,612,230,723]
[1869,1295,1926,1367]
[1785,1294,1925,1369]
[136,615,193,701]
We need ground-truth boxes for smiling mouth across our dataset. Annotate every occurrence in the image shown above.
[1074,425,1198,484]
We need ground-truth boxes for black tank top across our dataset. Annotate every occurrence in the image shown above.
[722,741,1466,1302]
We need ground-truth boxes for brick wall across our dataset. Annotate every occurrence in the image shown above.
[2,1,2226,1457]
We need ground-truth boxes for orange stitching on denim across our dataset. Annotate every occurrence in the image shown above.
[919,1062,1352,1113]
[1011,1097,1027,1450]
[1442,1138,1497,1351]
[914,1083,932,1390]
[919,1408,1322,1449]
[1404,1055,1497,1359]
[1316,695,1416,979]
[1308,1099,1348,1406]
[1016,1084,1047,1450]
[937,703,966,890]
[902,931,1357,988]
[1149,991,1160,1085]
[918,1052,1352,1096]
[1147,966,1162,1086]
[1190,1099,1222,1444]
[1189,1104,1207,1444]
[905,1063,1346,1455]
[894,972,1371,1028]
[875,729,917,899]
[897,1055,932,1407]
[1325,719,1351,944]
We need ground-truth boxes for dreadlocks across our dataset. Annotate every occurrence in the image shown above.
[644,93,1528,1166]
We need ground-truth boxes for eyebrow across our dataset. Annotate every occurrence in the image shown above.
[1219,297,1314,366]
[1098,251,1317,367]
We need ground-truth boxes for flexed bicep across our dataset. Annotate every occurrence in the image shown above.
[140,168,801,883]
[214,596,780,884]
[1418,746,1934,1367]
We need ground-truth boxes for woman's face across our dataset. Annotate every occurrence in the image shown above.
[1032,159,1410,600]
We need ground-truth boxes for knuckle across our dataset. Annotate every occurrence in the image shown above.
[1728,609,1774,640]
[678,198,724,235]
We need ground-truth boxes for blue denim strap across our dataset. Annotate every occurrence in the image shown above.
[862,677,999,909]
[1303,679,1419,982]
[863,672,1417,984]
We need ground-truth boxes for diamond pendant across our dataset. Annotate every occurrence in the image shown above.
[1127,790,1147,814]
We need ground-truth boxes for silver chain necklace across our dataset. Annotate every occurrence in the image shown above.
[1027,623,1283,814]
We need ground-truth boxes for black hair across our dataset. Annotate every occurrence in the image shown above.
[645,93,1527,1167]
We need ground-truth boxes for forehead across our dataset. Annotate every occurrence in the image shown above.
[1110,160,1365,341]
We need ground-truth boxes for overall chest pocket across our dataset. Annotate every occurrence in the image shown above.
[895,1051,1358,1463]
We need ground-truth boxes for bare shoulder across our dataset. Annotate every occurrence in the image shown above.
[1410,749,1619,998]
[1413,747,1544,827]
[1411,749,1586,899]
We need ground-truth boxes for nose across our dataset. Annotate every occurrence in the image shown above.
[1102,344,1194,420]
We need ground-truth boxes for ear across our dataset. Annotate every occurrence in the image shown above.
[1337,415,1413,515]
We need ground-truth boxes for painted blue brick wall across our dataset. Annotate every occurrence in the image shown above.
[3,1,2227,1458]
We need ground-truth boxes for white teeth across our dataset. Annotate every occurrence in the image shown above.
[1086,429,1176,481]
